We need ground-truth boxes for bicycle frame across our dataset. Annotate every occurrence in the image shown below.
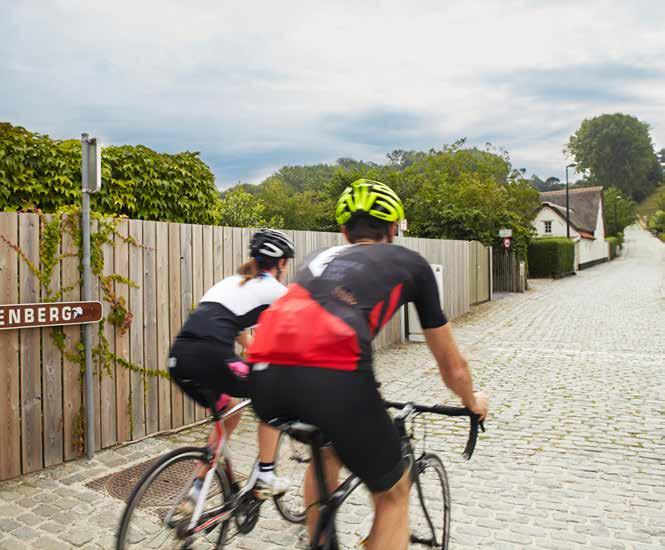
[305,398,482,550]
[308,411,420,550]
[167,399,254,535]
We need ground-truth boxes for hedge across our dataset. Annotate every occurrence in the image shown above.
[0,122,221,224]
[606,236,620,260]
[528,237,575,278]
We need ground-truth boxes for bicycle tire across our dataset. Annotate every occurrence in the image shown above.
[409,453,451,549]
[273,431,309,524]
[116,446,232,550]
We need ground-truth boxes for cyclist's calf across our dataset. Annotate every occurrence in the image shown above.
[305,447,342,539]
[367,468,410,550]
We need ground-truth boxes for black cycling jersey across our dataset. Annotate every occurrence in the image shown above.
[248,243,447,371]
[177,273,286,353]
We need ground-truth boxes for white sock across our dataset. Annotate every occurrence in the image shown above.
[257,462,275,483]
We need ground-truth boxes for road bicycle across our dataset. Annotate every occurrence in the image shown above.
[116,399,308,549]
[271,400,484,549]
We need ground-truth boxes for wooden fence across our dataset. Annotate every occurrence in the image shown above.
[492,249,526,293]
[0,212,489,480]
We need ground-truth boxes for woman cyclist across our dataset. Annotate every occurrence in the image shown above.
[168,228,295,504]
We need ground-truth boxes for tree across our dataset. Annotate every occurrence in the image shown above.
[256,179,334,231]
[217,188,280,228]
[567,114,661,202]
[396,145,539,257]
[603,187,636,237]
[658,148,665,165]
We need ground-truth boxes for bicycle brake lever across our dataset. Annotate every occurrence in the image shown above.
[480,420,486,433]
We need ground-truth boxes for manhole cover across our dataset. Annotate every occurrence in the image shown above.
[87,456,162,503]
[87,455,247,508]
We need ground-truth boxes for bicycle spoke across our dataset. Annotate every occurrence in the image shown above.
[274,432,310,523]
[409,454,450,549]
[117,448,231,550]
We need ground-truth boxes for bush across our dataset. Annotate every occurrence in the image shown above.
[648,210,665,234]
[0,122,221,224]
[606,236,620,260]
[615,231,624,247]
[528,237,575,278]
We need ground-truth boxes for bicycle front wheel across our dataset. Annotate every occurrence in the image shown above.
[409,453,451,549]
[273,431,309,524]
[116,446,231,549]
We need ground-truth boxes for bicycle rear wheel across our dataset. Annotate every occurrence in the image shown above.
[273,431,309,524]
[116,447,231,549]
[409,453,450,549]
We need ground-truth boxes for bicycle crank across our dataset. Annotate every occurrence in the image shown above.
[234,493,263,534]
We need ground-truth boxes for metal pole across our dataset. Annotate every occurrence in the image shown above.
[81,133,95,460]
[565,165,570,239]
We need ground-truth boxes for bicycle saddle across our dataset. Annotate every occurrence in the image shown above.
[268,418,322,444]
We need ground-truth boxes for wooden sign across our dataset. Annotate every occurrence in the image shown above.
[0,301,103,330]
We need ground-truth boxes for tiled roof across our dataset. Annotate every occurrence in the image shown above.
[539,186,603,233]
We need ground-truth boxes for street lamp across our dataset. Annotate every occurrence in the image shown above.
[565,163,577,239]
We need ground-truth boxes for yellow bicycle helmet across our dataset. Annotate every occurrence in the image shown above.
[335,179,405,225]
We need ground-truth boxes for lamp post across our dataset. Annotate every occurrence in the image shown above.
[565,163,577,239]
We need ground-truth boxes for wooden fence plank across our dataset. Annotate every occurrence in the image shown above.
[231,227,243,273]
[129,220,145,439]
[281,230,296,283]
[180,224,195,426]
[0,213,21,479]
[155,222,171,431]
[192,225,205,421]
[213,226,224,282]
[222,227,234,278]
[19,213,43,473]
[114,219,131,443]
[168,223,184,428]
[202,225,214,293]
[100,223,117,448]
[41,214,63,467]
[143,221,159,435]
[90,219,102,451]
[61,216,82,461]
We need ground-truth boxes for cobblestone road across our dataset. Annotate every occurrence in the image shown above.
[1,226,664,549]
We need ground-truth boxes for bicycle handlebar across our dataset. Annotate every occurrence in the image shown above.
[383,400,485,461]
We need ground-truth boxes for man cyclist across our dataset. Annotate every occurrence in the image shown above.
[249,179,489,550]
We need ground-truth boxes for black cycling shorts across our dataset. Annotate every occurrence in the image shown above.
[168,338,250,409]
[251,365,406,493]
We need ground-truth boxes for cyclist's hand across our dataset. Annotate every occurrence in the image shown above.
[467,391,489,421]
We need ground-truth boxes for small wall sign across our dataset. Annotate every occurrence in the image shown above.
[0,301,103,330]
[499,228,513,238]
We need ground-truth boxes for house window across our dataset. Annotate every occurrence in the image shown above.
[544,221,552,234]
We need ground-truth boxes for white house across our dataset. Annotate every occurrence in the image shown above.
[533,186,610,270]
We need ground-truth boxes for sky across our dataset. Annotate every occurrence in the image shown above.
[2,0,664,188]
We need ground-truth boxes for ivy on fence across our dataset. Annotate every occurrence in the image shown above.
[0,207,168,455]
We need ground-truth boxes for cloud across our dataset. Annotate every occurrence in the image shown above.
[1,0,664,185]
[486,63,664,104]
